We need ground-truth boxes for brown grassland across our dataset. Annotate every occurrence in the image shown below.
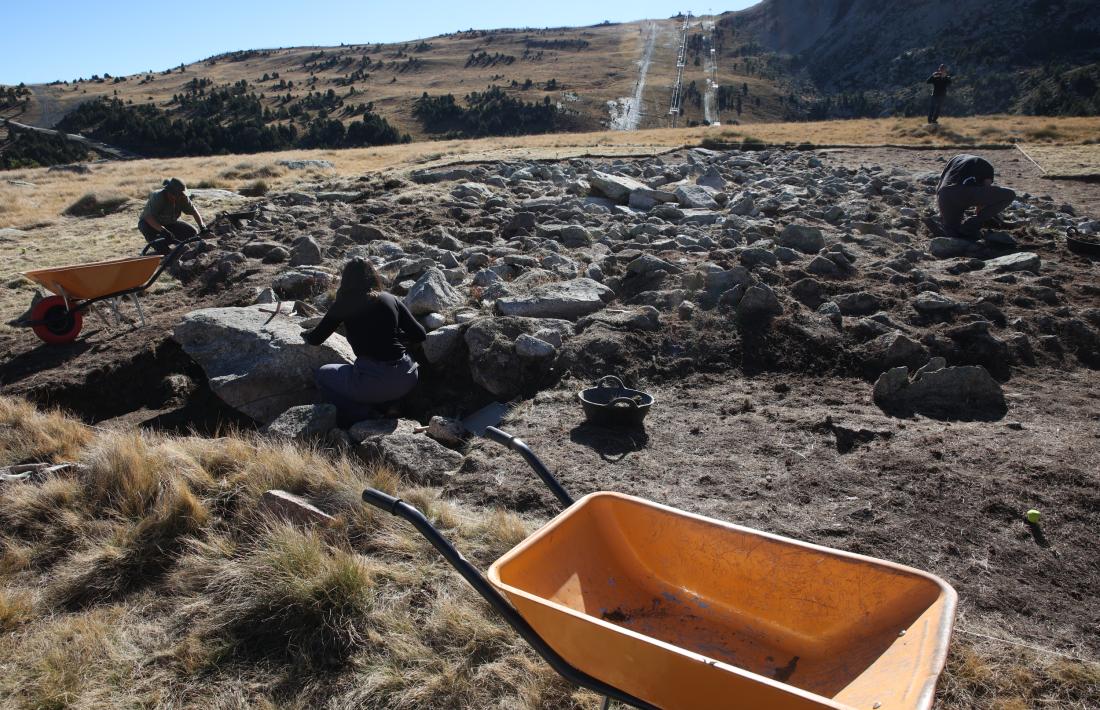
[1,396,1098,708]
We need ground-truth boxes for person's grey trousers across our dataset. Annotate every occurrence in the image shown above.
[315,354,418,424]
[937,184,1016,239]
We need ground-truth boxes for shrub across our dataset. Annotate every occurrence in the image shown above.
[238,179,268,196]
[62,192,131,218]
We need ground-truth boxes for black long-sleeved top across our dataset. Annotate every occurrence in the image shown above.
[927,74,952,97]
[303,291,426,362]
[937,154,995,192]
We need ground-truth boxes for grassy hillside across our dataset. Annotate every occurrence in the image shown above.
[0,14,809,167]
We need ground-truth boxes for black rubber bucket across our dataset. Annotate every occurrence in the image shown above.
[578,375,655,428]
[1067,228,1100,257]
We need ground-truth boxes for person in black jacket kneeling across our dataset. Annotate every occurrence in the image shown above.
[302,258,426,424]
[929,154,1018,241]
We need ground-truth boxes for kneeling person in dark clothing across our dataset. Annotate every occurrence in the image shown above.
[934,154,1017,241]
[138,178,206,254]
[302,258,426,424]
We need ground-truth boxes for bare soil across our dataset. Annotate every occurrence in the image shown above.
[452,369,1100,661]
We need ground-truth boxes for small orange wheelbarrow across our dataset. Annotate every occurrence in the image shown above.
[15,237,204,344]
[363,428,957,710]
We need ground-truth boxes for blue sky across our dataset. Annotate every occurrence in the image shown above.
[1,1,757,85]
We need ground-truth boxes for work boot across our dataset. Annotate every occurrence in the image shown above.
[922,216,947,238]
[984,217,1021,230]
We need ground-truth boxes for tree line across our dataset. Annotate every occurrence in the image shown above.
[413,87,564,137]
[56,95,408,159]
[0,126,89,170]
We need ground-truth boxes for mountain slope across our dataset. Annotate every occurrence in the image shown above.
[722,0,1100,116]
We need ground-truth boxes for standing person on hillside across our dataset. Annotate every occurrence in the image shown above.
[927,154,1017,241]
[138,178,206,254]
[926,64,952,124]
[302,258,426,425]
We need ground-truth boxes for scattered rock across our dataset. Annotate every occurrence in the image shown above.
[515,333,557,359]
[289,236,323,266]
[674,184,720,210]
[985,252,1040,273]
[833,291,881,316]
[263,246,290,264]
[405,268,465,315]
[930,237,980,259]
[423,324,465,364]
[588,171,648,203]
[913,291,958,315]
[737,284,782,321]
[578,306,660,332]
[272,267,333,299]
[348,418,419,442]
[358,434,464,485]
[63,192,130,218]
[779,224,826,254]
[277,159,333,170]
[427,416,467,447]
[496,278,613,320]
[264,403,338,441]
[873,361,1007,420]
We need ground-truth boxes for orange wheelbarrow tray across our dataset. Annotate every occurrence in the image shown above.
[15,237,203,344]
[363,427,956,710]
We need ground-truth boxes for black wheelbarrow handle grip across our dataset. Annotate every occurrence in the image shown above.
[483,425,515,447]
[362,488,402,514]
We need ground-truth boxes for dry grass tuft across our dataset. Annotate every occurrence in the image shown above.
[0,608,140,709]
[175,523,380,669]
[938,637,1100,709]
[0,588,35,631]
[82,430,213,518]
[0,396,92,465]
[47,481,209,608]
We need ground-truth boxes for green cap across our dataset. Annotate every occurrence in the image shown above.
[163,177,187,194]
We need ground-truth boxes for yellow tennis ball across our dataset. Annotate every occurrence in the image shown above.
[1026,509,1041,524]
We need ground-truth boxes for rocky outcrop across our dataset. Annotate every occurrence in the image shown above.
[173,305,354,424]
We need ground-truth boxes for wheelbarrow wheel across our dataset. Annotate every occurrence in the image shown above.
[30,296,83,344]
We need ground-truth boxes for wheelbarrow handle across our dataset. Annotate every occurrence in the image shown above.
[484,427,575,508]
[360,489,658,710]
[362,488,402,514]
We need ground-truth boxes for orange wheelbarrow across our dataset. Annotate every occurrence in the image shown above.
[16,237,205,344]
[363,428,956,710]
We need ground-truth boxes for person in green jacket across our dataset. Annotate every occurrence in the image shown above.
[138,178,206,254]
